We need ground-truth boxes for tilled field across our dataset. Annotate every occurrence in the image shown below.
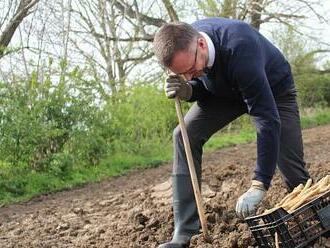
[1,125,330,247]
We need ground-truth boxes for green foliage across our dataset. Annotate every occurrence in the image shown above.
[300,108,330,128]
[0,68,180,205]
[105,85,177,156]
[47,153,74,177]
[272,26,330,107]
[0,67,101,171]
[295,74,330,107]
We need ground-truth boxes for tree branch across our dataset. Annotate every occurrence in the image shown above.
[70,29,154,42]
[161,0,178,21]
[0,0,40,58]
[111,0,166,27]
[117,52,154,63]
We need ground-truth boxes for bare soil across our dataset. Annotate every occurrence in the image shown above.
[1,125,330,248]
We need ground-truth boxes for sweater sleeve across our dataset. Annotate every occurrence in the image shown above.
[229,25,281,189]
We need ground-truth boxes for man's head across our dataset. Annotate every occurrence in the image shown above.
[153,22,209,80]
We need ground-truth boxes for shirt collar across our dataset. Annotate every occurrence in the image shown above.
[199,32,215,68]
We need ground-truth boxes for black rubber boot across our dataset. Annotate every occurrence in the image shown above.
[158,175,200,248]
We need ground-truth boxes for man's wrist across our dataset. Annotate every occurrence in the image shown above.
[251,180,266,191]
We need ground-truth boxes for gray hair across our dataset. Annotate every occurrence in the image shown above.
[153,21,199,68]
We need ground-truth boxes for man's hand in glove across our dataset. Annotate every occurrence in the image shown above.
[236,180,266,218]
[165,75,192,101]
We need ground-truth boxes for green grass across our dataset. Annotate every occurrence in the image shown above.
[1,108,330,206]
[301,109,330,128]
[204,128,255,152]
[0,151,173,206]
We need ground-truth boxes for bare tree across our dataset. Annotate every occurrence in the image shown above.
[2,0,328,90]
[0,0,40,59]
[69,0,171,96]
[196,0,329,33]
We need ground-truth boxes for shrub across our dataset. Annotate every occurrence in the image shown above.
[295,74,330,107]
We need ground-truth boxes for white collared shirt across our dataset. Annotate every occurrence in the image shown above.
[199,32,215,69]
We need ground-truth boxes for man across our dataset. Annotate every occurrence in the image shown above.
[153,18,310,248]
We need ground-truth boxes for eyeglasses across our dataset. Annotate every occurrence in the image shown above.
[176,40,198,77]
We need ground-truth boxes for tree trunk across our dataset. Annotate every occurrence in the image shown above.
[249,0,263,30]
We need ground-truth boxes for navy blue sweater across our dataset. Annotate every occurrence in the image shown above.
[190,18,294,189]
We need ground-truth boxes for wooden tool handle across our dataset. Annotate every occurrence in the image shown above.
[174,97,210,241]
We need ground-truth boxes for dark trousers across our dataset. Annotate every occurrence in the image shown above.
[173,87,310,190]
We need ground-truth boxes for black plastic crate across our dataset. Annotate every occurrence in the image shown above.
[245,190,330,248]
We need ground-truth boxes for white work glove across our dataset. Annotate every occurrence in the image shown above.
[164,75,192,101]
[236,180,266,218]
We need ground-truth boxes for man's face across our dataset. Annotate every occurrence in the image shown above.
[168,37,208,80]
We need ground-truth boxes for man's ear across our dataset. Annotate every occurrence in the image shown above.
[198,37,207,49]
